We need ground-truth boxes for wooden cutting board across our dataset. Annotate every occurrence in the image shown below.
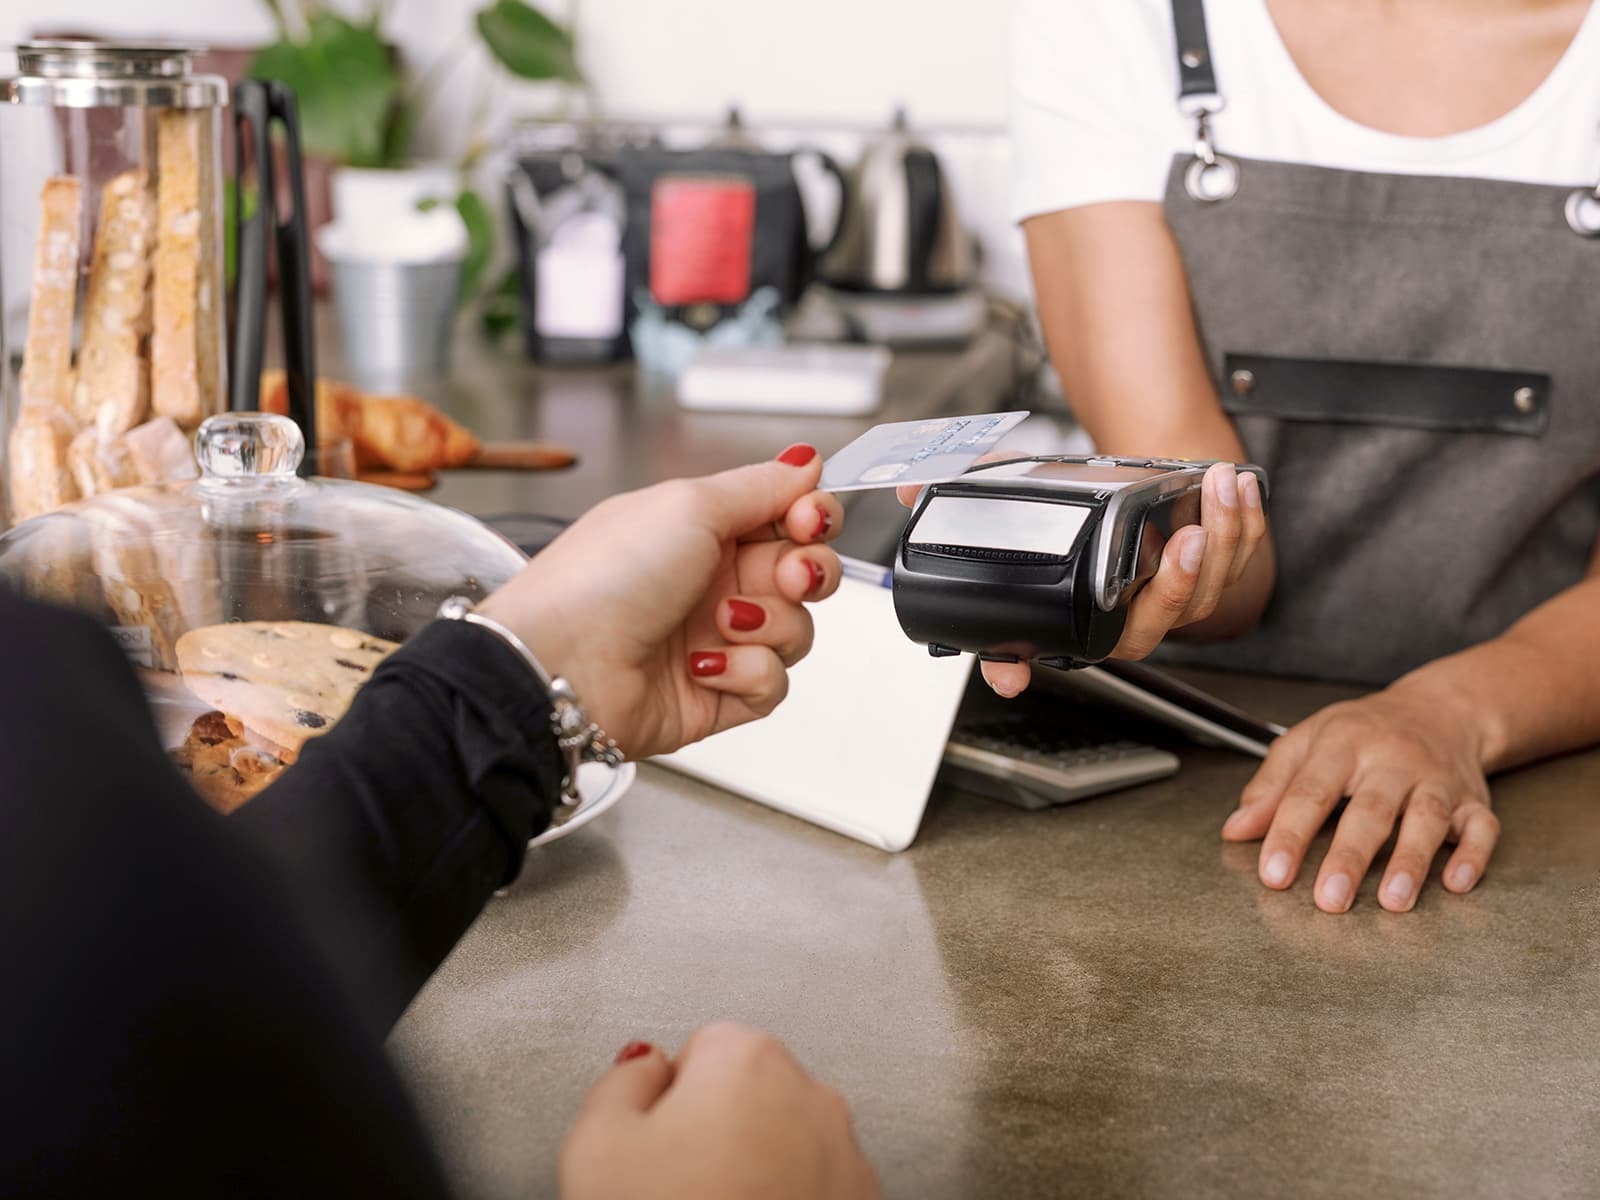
[460,441,578,471]
[358,470,439,492]
[358,440,578,491]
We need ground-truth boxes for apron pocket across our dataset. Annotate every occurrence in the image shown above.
[1221,353,1549,436]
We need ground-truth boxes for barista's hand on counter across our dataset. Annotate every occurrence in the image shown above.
[1222,682,1498,913]
[561,1025,881,1200]
[475,445,843,759]
[898,461,1267,697]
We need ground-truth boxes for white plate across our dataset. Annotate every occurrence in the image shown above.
[528,760,636,848]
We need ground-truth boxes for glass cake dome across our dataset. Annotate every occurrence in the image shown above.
[0,412,528,811]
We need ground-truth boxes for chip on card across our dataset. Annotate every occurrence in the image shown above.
[819,412,1031,493]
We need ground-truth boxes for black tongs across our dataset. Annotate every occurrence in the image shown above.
[228,78,317,469]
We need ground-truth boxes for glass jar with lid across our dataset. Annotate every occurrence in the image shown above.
[1,41,229,529]
[0,412,527,813]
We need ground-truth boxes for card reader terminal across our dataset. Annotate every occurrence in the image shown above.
[892,455,1269,669]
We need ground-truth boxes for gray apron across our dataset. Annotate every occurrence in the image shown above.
[1151,0,1600,685]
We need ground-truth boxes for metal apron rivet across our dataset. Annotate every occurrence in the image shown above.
[1513,386,1537,413]
[1230,368,1256,395]
[1566,187,1600,237]
[1181,48,1207,69]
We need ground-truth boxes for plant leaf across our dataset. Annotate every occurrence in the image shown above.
[455,187,496,304]
[382,95,418,167]
[477,266,524,342]
[475,0,582,82]
[247,12,403,166]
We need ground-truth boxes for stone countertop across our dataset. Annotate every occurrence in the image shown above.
[391,673,1600,1200]
[358,324,1600,1199]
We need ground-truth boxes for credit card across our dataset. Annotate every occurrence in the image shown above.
[819,411,1030,493]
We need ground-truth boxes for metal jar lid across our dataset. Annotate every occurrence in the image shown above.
[1,41,227,109]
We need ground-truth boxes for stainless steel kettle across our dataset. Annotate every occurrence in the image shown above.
[818,109,975,294]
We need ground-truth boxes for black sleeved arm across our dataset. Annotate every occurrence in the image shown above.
[234,617,565,1029]
[0,592,563,1196]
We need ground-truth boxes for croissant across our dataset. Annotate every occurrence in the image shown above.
[258,371,480,473]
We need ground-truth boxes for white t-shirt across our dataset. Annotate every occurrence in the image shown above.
[1010,0,1600,222]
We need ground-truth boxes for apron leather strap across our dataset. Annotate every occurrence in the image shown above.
[1171,0,1221,112]
[1170,0,1237,199]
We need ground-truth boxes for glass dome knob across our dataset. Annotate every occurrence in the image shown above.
[195,413,305,482]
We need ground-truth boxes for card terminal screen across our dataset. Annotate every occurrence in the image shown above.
[910,495,1093,557]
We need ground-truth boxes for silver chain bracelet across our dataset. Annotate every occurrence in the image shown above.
[437,596,624,808]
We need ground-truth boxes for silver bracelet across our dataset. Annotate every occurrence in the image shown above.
[436,596,624,807]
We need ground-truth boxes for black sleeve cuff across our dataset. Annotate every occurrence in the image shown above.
[373,617,566,861]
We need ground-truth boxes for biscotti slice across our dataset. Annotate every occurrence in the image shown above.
[75,170,156,434]
[123,416,199,485]
[7,406,81,523]
[83,496,187,671]
[67,425,139,499]
[176,621,399,753]
[151,111,221,428]
[93,489,220,647]
[17,177,84,411]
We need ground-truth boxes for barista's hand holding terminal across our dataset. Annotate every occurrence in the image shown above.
[2,445,879,1199]
[896,457,1268,694]
[1002,0,1600,912]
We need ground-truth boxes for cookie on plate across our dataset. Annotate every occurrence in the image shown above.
[169,710,289,814]
[175,621,399,753]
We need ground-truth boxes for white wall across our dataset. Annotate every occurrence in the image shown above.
[3,0,1026,293]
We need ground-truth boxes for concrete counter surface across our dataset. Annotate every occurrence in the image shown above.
[335,322,1598,1195]
[390,670,1600,1199]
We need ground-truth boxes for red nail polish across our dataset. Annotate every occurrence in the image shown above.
[777,443,817,467]
[727,599,766,631]
[806,559,826,596]
[689,651,727,678]
[810,510,833,541]
[615,1041,654,1064]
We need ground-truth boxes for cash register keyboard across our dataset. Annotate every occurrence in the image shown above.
[939,676,1180,810]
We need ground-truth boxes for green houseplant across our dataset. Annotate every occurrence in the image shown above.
[246,0,582,306]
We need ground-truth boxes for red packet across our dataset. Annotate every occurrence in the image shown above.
[649,174,756,306]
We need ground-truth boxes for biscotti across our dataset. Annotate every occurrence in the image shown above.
[66,425,139,499]
[75,170,156,435]
[122,416,199,485]
[61,416,196,506]
[8,406,81,523]
[151,111,221,428]
[17,177,84,411]
[91,490,219,652]
[85,499,187,671]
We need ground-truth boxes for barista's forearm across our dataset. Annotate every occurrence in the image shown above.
[1388,576,1600,774]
